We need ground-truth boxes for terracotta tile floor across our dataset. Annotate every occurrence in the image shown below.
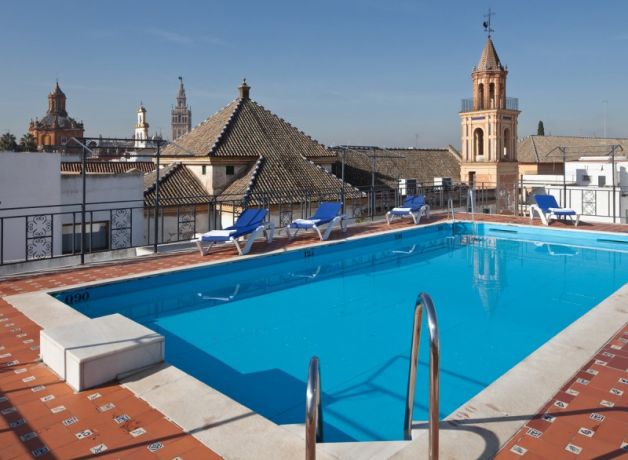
[0,297,221,459]
[495,324,628,459]
[0,214,626,458]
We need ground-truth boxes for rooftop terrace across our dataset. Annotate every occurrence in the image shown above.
[0,214,626,458]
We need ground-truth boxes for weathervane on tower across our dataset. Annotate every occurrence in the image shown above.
[483,8,495,38]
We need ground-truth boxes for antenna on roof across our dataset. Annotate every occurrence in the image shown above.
[483,8,495,38]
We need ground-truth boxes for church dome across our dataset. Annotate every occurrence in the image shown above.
[35,113,83,130]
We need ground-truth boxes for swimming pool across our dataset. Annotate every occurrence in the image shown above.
[56,222,628,442]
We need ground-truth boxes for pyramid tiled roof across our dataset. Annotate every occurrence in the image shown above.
[163,86,360,205]
[476,38,504,72]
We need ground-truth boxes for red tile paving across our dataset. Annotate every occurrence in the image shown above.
[0,297,221,459]
[0,214,626,458]
[495,324,628,459]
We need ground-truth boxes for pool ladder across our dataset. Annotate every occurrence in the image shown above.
[447,197,455,222]
[304,293,440,460]
[404,292,440,459]
[305,357,323,460]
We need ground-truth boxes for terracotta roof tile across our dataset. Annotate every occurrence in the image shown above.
[60,161,155,174]
[517,135,628,163]
[332,147,461,188]
[476,38,504,71]
[144,162,210,206]
[162,99,241,156]
[163,91,358,205]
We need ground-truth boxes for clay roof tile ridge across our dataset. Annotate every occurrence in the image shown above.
[244,156,264,202]
[207,97,245,156]
[144,162,181,194]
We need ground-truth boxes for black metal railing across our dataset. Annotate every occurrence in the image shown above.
[1,180,625,271]
[0,184,473,269]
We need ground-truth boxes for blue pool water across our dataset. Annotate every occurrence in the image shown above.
[57,223,628,442]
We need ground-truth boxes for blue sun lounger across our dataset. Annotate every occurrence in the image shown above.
[193,208,274,256]
[286,202,346,241]
[386,195,430,225]
[529,194,580,226]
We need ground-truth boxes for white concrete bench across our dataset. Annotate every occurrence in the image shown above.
[41,313,164,391]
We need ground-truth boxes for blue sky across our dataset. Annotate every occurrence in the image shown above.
[1,0,626,148]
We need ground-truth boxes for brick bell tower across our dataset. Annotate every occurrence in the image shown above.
[459,13,519,191]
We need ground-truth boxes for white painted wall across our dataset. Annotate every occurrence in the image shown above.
[525,184,627,224]
[187,163,251,195]
[144,207,213,244]
[0,152,146,264]
[523,158,628,223]
[0,152,64,262]
[61,173,145,249]
[565,158,628,187]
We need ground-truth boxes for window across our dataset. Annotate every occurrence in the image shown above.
[489,83,495,108]
[598,176,606,187]
[62,222,109,254]
[202,165,207,175]
[60,136,68,145]
[477,84,484,109]
[226,165,235,175]
[473,128,484,159]
[398,178,417,196]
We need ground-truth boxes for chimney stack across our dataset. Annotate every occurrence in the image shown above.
[238,78,250,100]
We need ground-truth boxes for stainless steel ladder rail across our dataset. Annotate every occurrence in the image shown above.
[447,197,455,222]
[467,187,476,219]
[404,292,440,459]
[306,356,323,460]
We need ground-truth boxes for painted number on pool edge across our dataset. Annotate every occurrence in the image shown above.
[64,292,90,305]
[303,248,314,258]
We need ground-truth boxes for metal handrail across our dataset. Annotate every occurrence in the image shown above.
[447,197,455,222]
[468,187,476,218]
[404,292,440,460]
[306,356,323,460]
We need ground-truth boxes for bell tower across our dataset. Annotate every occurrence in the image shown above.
[460,11,519,190]
[134,104,149,149]
[171,76,192,140]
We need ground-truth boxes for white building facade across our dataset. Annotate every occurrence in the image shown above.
[522,155,628,224]
[0,152,145,273]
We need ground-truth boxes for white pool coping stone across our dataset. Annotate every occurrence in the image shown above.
[4,219,627,459]
[40,313,164,391]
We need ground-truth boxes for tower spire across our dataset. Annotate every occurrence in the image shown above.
[171,77,192,140]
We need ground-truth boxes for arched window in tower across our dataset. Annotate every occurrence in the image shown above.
[477,84,484,110]
[503,128,511,159]
[489,83,495,109]
[473,128,484,160]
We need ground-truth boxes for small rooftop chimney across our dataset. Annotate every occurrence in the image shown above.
[239,78,250,100]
